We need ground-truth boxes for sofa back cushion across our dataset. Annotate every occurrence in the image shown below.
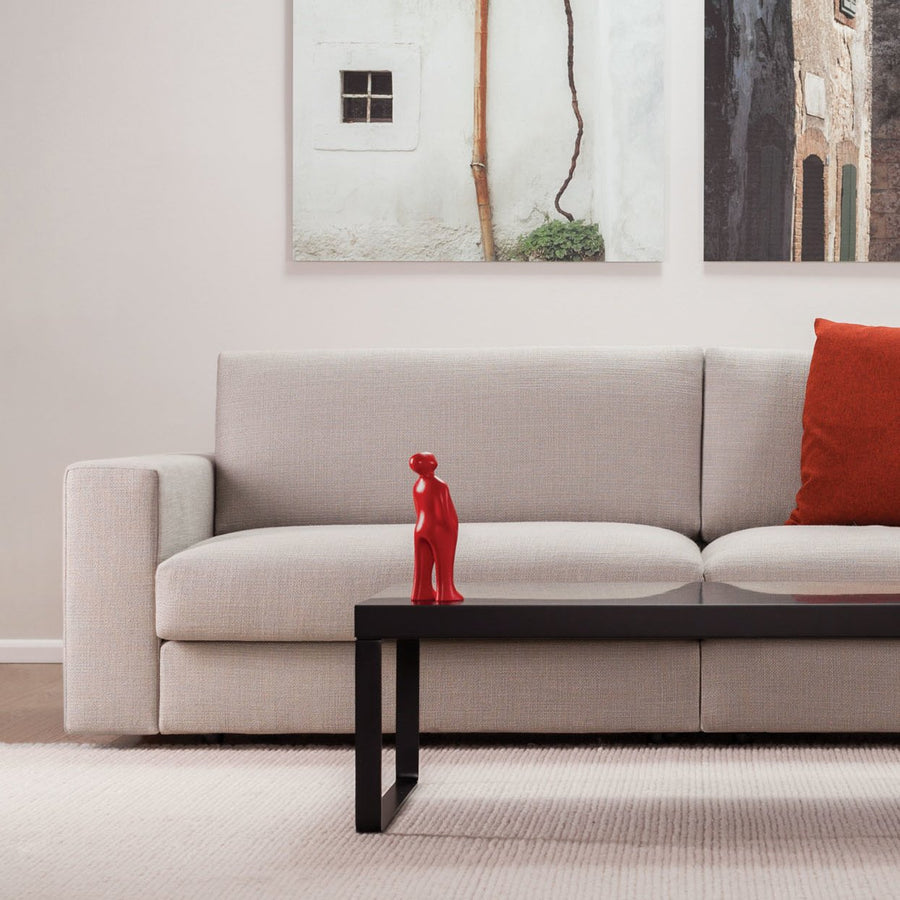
[701,348,810,542]
[215,347,704,536]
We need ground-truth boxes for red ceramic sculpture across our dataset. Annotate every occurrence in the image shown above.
[409,452,464,604]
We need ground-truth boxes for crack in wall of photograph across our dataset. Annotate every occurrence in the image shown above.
[292,0,665,262]
[705,0,900,262]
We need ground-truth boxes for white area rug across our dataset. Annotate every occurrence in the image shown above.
[4,741,900,899]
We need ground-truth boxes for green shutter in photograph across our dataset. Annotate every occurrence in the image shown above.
[840,163,857,261]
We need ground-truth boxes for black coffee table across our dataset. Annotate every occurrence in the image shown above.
[354,581,900,832]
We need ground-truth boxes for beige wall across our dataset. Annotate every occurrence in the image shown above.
[2,1,899,648]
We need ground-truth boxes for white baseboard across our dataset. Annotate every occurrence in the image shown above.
[0,640,64,663]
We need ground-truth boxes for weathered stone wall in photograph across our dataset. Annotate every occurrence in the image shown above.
[790,0,872,262]
[870,0,900,261]
[704,0,796,261]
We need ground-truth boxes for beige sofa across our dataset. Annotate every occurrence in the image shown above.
[64,347,900,737]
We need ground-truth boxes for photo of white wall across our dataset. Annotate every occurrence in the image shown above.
[292,0,665,262]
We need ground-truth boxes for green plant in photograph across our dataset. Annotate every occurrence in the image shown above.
[511,219,604,262]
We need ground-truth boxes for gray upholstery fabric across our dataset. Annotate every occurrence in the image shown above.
[701,349,810,542]
[702,525,900,583]
[159,640,700,734]
[64,455,214,734]
[214,348,704,537]
[156,521,704,641]
[701,639,900,732]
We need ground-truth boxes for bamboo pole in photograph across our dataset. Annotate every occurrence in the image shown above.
[471,0,495,261]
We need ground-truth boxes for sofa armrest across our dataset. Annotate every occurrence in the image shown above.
[64,454,214,734]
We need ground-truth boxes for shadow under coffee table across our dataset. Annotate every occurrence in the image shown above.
[354,581,900,833]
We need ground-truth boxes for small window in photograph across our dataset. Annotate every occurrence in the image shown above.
[839,0,856,17]
[341,71,393,123]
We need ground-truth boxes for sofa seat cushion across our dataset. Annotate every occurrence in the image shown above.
[701,639,900,732]
[702,525,900,582]
[159,639,700,734]
[156,522,703,641]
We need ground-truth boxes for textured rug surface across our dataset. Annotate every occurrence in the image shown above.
[4,741,900,899]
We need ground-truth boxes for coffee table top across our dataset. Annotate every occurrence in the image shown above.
[355,582,900,640]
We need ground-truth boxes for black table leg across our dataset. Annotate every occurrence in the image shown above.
[355,638,420,832]
[395,638,420,784]
[355,638,383,832]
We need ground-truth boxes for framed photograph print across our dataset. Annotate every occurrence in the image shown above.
[292,0,665,262]
[705,0,900,262]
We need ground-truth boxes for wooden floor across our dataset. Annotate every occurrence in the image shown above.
[0,664,181,747]
[0,663,118,745]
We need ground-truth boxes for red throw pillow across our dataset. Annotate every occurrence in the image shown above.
[787,318,900,526]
